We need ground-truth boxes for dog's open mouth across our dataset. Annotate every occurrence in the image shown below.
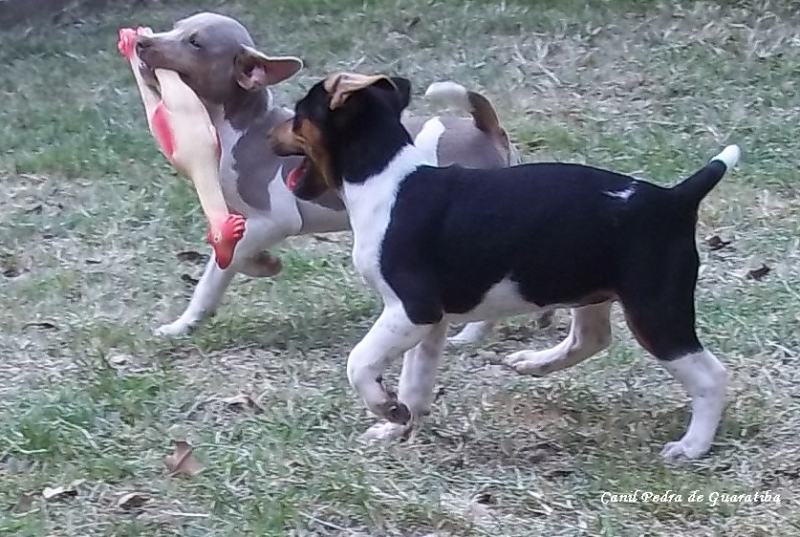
[286,158,309,191]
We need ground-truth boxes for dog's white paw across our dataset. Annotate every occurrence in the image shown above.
[660,439,709,462]
[153,320,193,337]
[357,421,412,444]
[447,334,477,347]
[447,322,491,347]
[503,350,554,377]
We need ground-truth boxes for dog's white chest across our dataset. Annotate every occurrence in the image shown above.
[348,191,393,288]
[342,146,429,304]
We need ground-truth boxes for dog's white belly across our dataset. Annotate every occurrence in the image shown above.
[446,278,549,324]
[295,201,350,234]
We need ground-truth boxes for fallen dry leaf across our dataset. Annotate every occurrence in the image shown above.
[117,491,151,510]
[312,234,337,243]
[15,492,36,512]
[22,321,58,330]
[176,250,209,264]
[164,440,204,477]
[106,353,131,367]
[746,264,771,281]
[706,235,732,251]
[473,491,495,505]
[221,393,265,412]
[2,266,22,278]
[42,479,85,501]
[181,274,199,286]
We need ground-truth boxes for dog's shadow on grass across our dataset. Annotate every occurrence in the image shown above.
[411,377,755,476]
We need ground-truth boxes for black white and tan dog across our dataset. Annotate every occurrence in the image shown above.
[269,72,741,461]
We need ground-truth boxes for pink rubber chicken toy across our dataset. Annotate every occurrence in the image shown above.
[117,26,245,269]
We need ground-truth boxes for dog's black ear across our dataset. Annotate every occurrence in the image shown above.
[235,46,303,90]
[388,76,412,112]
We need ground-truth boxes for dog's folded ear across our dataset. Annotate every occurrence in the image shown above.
[388,76,412,113]
[324,72,410,111]
[235,46,303,91]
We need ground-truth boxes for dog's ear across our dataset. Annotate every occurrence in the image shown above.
[235,46,303,91]
[387,76,412,113]
[324,72,399,110]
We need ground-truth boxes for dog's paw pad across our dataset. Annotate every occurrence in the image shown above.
[660,440,707,462]
[153,322,191,337]
[357,421,411,444]
[502,351,551,377]
[447,335,475,347]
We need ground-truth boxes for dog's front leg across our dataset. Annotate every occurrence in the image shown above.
[154,217,290,336]
[359,320,447,443]
[154,253,236,336]
[347,306,433,424]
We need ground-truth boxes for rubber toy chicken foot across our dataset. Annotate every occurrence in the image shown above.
[118,26,245,269]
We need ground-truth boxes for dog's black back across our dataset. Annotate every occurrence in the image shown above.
[381,159,726,358]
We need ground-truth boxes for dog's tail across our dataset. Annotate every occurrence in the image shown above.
[672,144,741,206]
[424,80,518,164]
[424,81,503,136]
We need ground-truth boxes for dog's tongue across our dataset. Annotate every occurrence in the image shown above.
[286,163,304,191]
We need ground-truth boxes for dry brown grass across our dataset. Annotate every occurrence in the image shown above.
[1,0,799,535]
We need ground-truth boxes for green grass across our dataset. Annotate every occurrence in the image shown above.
[2,0,800,535]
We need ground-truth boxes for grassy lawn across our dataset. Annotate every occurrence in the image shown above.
[2,0,800,535]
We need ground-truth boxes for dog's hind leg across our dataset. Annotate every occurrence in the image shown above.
[448,320,496,346]
[359,320,447,443]
[449,312,554,347]
[502,303,613,376]
[621,289,727,462]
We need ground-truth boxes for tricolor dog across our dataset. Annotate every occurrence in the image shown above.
[131,12,547,343]
[269,72,742,461]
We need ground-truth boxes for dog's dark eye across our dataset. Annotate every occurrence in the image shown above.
[188,34,202,49]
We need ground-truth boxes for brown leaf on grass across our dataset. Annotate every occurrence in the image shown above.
[106,353,131,368]
[312,234,337,243]
[746,264,771,281]
[2,266,23,278]
[176,250,209,264]
[15,492,36,512]
[221,393,265,413]
[42,479,85,501]
[163,440,204,477]
[706,235,732,251]
[473,491,495,504]
[117,491,151,510]
[22,321,58,330]
[181,274,199,286]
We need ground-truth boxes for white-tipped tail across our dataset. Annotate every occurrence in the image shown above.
[710,144,741,169]
[424,81,471,111]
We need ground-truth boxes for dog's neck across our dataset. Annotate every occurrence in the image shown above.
[210,87,274,132]
[332,116,414,185]
[341,143,425,216]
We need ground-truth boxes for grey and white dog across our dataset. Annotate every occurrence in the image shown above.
[132,12,550,342]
